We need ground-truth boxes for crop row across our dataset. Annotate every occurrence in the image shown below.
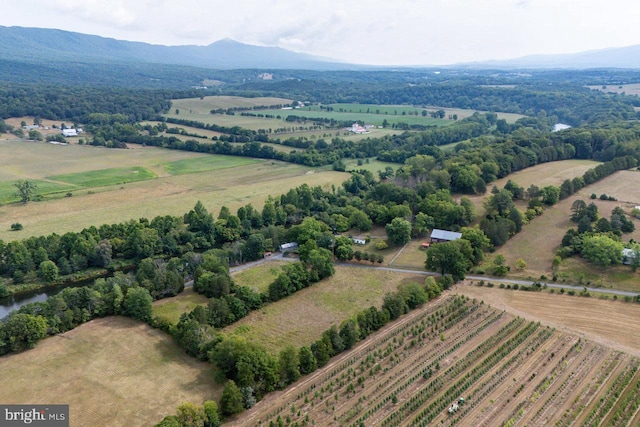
[289,298,479,423]
[582,358,639,426]
[380,321,542,426]
[526,343,604,426]
[553,351,622,427]
[336,304,492,424]
[607,372,640,427]
[445,326,556,427]
[408,325,554,427]
[299,297,474,400]
[347,310,507,426]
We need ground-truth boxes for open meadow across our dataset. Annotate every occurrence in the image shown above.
[489,170,640,289]
[230,292,640,427]
[0,316,220,427]
[588,83,640,96]
[0,140,347,240]
[466,159,601,216]
[222,265,426,353]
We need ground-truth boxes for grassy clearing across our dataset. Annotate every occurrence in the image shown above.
[152,288,209,324]
[389,239,429,269]
[163,156,258,175]
[171,96,293,112]
[341,158,398,174]
[223,266,424,353]
[465,159,601,217]
[0,316,220,427]
[262,106,450,127]
[232,261,290,293]
[48,167,156,187]
[0,141,348,240]
[588,83,640,96]
[491,159,601,190]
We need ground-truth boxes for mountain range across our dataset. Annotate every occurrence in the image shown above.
[0,25,639,70]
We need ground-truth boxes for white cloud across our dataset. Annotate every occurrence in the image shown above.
[1,0,639,65]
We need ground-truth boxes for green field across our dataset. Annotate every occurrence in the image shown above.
[152,288,209,324]
[164,156,259,175]
[0,140,348,240]
[232,260,291,293]
[261,106,451,127]
[48,167,156,187]
[0,180,75,204]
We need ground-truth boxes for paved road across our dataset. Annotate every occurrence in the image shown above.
[220,253,639,298]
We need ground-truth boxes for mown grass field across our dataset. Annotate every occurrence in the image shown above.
[232,260,291,293]
[0,316,220,427]
[152,288,209,324]
[0,140,347,240]
[223,265,425,353]
[48,166,156,187]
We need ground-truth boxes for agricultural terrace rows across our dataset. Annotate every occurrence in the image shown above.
[230,295,640,427]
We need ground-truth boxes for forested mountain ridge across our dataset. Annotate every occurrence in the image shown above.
[0,26,348,70]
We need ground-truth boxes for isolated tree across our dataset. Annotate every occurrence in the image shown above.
[14,179,37,204]
[514,258,527,271]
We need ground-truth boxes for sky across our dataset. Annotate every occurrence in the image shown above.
[2,0,640,66]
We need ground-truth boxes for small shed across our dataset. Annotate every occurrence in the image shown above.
[421,242,431,249]
[279,242,298,252]
[430,229,462,243]
[352,238,366,245]
[62,129,78,137]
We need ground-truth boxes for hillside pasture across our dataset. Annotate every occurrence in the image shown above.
[223,265,425,353]
[490,170,640,286]
[0,140,347,240]
[230,293,640,427]
[466,159,602,217]
[0,316,220,427]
